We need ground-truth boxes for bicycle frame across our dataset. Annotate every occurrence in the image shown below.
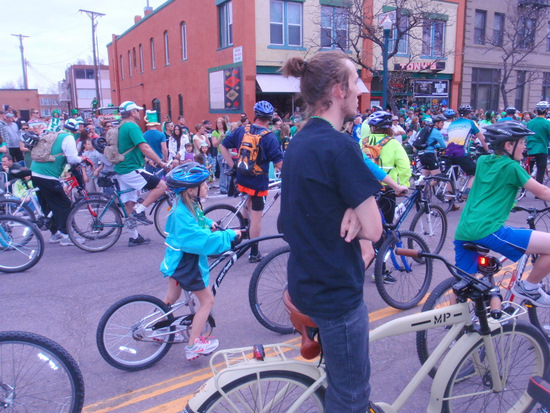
[227,180,281,222]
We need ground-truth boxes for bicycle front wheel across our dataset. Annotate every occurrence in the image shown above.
[67,199,122,252]
[96,295,175,371]
[442,322,548,412]
[409,204,448,254]
[0,215,44,273]
[196,370,325,412]
[374,230,433,310]
[0,331,85,413]
[153,194,175,238]
[204,204,246,232]
[0,199,35,222]
[249,245,293,334]
[429,174,455,213]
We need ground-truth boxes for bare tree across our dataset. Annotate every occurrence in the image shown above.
[306,0,451,111]
[485,1,550,108]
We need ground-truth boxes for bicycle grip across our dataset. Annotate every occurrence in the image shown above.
[395,248,419,258]
[489,293,502,320]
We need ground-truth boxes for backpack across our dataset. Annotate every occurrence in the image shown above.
[31,132,63,163]
[362,135,392,166]
[236,125,269,176]
[412,126,434,151]
[104,120,135,164]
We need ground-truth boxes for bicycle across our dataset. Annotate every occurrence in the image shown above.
[428,155,471,213]
[0,214,44,273]
[528,375,550,412]
[416,205,550,378]
[96,235,283,371]
[248,178,443,334]
[0,330,85,412]
[517,153,550,205]
[183,248,549,412]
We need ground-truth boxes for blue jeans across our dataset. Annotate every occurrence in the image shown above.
[311,302,371,413]
[217,154,230,193]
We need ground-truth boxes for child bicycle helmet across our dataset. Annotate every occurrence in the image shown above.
[165,162,210,194]
[92,137,108,154]
[367,111,393,129]
[483,121,534,158]
[253,101,274,119]
[443,109,456,119]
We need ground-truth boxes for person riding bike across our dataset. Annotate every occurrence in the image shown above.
[498,106,517,122]
[454,121,550,306]
[526,101,550,184]
[419,114,447,177]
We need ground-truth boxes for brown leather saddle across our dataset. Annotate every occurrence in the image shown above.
[283,290,321,360]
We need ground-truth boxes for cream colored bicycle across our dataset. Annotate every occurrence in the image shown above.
[183,247,549,413]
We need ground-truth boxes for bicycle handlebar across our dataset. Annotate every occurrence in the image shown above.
[511,205,550,215]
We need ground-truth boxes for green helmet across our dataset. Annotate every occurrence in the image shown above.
[71,109,78,115]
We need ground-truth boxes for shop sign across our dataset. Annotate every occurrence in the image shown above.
[394,61,445,72]
[414,80,449,98]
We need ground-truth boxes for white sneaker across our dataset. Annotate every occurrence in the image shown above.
[513,280,550,307]
[49,232,63,243]
[59,234,85,246]
[186,337,219,361]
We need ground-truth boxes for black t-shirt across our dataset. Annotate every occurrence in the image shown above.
[281,118,382,319]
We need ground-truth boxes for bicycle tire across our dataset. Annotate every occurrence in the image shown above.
[96,294,175,371]
[0,199,35,222]
[0,330,85,413]
[430,173,455,213]
[527,273,550,342]
[248,245,293,334]
[195,370,325,412]
[0,215,44,273]
[442,322,548,412]
[409,204,447,255]
[204,204,246,232]
[67,199,123,252]
[73,191,109,206]
[374,230,433,310]
[153,194,175,239]
[534,209,550,232]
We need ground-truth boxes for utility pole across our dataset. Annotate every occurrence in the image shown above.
[11,34,29,89]
[79,9,105,108]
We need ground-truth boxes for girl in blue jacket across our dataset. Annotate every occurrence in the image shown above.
[160,162,241,361]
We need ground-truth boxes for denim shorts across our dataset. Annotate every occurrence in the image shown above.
[455,225,532,274]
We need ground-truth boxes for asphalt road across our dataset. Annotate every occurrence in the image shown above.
[0,187,542,412]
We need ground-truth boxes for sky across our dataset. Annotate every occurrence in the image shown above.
[0,0,167,93]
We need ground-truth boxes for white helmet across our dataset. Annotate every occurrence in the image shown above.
[119,101,143,112]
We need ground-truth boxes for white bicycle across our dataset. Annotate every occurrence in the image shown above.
[184,247,549,413]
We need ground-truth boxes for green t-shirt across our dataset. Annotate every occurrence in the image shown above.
[113,121,147,175]
[455,155,530,241]
[526,116,550,155]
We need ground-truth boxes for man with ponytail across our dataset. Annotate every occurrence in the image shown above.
[280,51,383,413]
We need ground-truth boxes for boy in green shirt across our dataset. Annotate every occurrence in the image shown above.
[455,121,550,306]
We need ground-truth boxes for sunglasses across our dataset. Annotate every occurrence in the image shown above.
[32,112,39,114]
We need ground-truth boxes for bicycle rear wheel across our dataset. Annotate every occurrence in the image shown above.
[442,322,548,412]
[204,204,246,232]
[409,204,447,254]
[153,193,175,238]
[195,370,325,412]
[428,174,455,213]
[67,199,122,252]
[374,230,433,310]
[96,295,175,371]
[0,215,44,273]
[248,245,293,334]
[0,331,85,413]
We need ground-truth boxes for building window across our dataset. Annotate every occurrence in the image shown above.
[321,6,348,49]
[181,22,188,60]
[128,51,132,77]
[270,0,302,47]
[150,37,156,69]
[133,48,137,69]
[139,44,144,72]
[471,67,500,110]
[75,69,95,79]
[518,17,536,49]
[515,70,526,111]
[493,13,505,47]
[474,10,486,45]
[164,31,170,66]
[543,72,550,101]
[389,10,409,55]
[41,109,51,116]
[219,0,233,48]
[167,95,172,120]
[152,98,161,120]
[40,98,51,105]
[178,94,184,116]
[120,55,124,80]
[422,19,445,57]
[547,21,550,52]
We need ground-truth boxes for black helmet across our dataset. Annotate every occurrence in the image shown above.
[367,111,393,129]
[92,137,108,154]
[21,131,40,149]
[505,106,517,115]
[483,121,534,150]
[432,114,446,122]
[165,162,210,194]
[458,105,473,116]
[535,101,549,113]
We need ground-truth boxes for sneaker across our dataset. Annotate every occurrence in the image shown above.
[513,280,550,307]
[450,204,461,212]
[60,234,85,246]
[249,252,263,263]
[383,273,397,284]
[131,211,153,225]
[128,235,151,247]
[49,232,63,243]
[151,328,185,343]
[186,336,219,361]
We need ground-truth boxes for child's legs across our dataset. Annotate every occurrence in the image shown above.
[164,277,182,305]
[188,287,215,345]
[526,231,550,284]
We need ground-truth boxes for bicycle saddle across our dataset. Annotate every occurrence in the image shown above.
[283,290,321,360]
[463,242,490,254]
[9,166,31,179]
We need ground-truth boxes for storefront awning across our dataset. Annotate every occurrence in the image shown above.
[256,74,369,93]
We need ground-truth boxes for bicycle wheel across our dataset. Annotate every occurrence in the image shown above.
[527,273,550,341]
[153,194,175,238]
[409,204,448,254]
[67,199,122,252]
[96,295,175,371]
[0,331,85,412]
[204,204,246,231]
[196,370,325,412]
[429,174,455,213]
[0,215,44,273]
[249,245,292,334]
[0,199,35,222]
[374,230,433,310]
[442,322,548,412]
[535,209,550,232]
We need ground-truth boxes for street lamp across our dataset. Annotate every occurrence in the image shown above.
[381,17,393,110]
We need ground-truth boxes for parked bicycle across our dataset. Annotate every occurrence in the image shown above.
[0,214,44,273]
[96,235,283,371]
[0,330,85,412]
[184,248,549,412]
